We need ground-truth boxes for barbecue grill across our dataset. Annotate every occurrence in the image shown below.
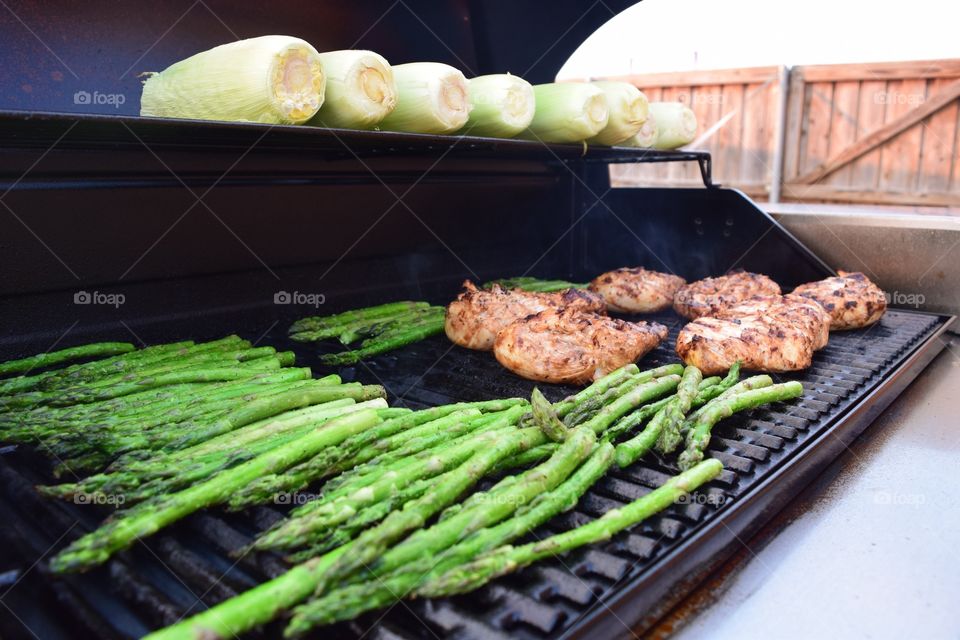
[0,2,954,639]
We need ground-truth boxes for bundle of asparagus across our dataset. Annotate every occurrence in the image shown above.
[288,301,446,365]
[482,276,589,292]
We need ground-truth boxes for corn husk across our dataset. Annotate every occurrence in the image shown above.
[307,50,396,129]
[517,82,608,143]
[461,74,535,138]
[588,81,648,145]
[648,102,698,149]
[378,62,471,134]
[140,35,325,125]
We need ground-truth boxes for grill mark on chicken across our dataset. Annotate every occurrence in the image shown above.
[589,267,686,313]
[444,281,606,351]
[676,294,830,374]
[791,271,887,330]
[673,270,781,319]
[494,307,668,385]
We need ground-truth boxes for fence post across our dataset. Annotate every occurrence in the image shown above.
[769,65,791,203]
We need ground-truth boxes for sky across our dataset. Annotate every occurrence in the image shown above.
[557,0,960,79]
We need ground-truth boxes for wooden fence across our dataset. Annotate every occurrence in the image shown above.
[599,59,960,207]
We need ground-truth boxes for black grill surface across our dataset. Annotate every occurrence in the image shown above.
[0,308,946,640]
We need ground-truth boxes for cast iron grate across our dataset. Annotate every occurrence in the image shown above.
[0,309,943,640]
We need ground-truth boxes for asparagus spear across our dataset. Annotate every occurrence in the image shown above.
[603,367,734,445]
[286,442,615,630]
[653,365,703,454]
[483,277,589,292]
[141,443,613,640]
[288,301,430,335]
[48,409,383,573]
[336,307,445,345]
[0,342,135,378]
[45,399,387,503]
[491,442,559,473]
[319,317,445,365]
[316,427,596,591]
[1,337,253,396]
[0,340,197,395]
[3,360,286,409]
[418,458,724,598]
[230,404,521,511]
[553,363,681,418]
[579,375,681,435]
[253,410,532,552]
[678,381,803,470]
[530,387,568,442]
[156,382,384,451]
[614,371,766,468]
[552,364,639,417]
[227,408,483,510]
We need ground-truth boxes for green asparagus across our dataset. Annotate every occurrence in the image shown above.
[0,342,135,378]
[419,458,724,597]
[49,409,383,573]
[678,381,803,470]
[285,441,615,630]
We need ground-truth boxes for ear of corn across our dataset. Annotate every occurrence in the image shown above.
[461,74,535,138]
[588,81,648,146]
[140,35,326,125]
[648,102,698,149]
[621,113,658,148]
[517,83,609,144]
[307,50,397,129]
[378,62,472,134]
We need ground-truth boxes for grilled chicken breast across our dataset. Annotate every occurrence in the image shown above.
[590,267,686,313]
[791,271,887,330]
[676,294,829,374]
[719,294,831,350]
[445,281,606,351]
[673,271,781,319]
[494,308,668,385]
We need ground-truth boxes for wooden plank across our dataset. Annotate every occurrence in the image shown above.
[798,59,960,83]
[716,83,745,185]
[603,66,779,88]
[794,78,960,185]
[800,82,835,176]
[660,86,685,184]
[915,77,957,193]
[782,183,960,206]
[848,80,887,190]
[739,81,772,189]
[782,68,807,182]
[823,80,860,187]
[878,78,928,192]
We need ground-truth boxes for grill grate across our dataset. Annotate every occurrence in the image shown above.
[0,309,945,640]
